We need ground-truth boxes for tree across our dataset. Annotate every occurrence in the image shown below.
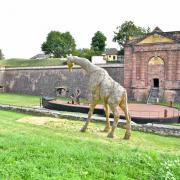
[113,21,150,54]
[91,31,107,53]
[41,31,76,58]
[72,48,96,60]
[0,49,4,60]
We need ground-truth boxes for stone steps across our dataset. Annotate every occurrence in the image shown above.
[147,88,159,104]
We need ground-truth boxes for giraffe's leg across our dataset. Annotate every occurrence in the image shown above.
[102,103,110,132]
[80,102,97,132]
[119,94,131,140]
[107,105,119,138]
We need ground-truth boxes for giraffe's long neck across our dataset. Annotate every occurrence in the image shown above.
[72,57,98,73]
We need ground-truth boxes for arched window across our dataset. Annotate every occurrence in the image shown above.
[148,56,164,65]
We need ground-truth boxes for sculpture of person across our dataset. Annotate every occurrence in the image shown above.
[69,89,81,104]
[75,89,81,104]
[70,93,75,104]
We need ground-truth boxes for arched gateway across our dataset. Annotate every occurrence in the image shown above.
[148,56,165,89]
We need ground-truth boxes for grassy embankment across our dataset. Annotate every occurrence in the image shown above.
[0,109,179,179]
[0,58,66,67]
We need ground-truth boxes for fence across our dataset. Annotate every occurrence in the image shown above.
[0,103,179,137]
[0,102,179,124]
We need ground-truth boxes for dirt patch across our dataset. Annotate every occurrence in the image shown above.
[16,116,118,139]
[17,116,102,132]
[17,117,84,130]
[17,116,61,125]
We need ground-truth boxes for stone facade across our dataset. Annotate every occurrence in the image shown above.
[2,64,124,99]
[124,27,180,102]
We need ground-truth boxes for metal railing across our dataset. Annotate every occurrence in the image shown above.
[0,103,179,124]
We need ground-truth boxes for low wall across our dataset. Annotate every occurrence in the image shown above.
[3,64,124,98]
[132,124,180,137]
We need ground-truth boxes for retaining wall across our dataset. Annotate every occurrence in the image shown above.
[2,64,124,98]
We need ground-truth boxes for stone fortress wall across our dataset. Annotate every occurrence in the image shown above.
[1,64,124,99]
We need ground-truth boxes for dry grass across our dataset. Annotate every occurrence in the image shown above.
[17,116,111,139]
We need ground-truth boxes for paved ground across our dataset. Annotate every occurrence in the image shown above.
[52,100,180,119]
[125,103,179,118]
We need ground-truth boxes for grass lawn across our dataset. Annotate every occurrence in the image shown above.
[0,92,89,107]
[0,58,66,67]
[0,110,180,179]
[0,92,104,107]
[0,93,40,107]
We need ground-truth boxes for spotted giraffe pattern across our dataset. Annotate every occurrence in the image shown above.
[67,56,131,139]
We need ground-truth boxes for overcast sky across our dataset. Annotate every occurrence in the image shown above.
[0,0,179,59]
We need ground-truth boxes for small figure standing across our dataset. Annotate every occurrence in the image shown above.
[70,93,75,104]
[75,89,81,104]
[69,89,81,104]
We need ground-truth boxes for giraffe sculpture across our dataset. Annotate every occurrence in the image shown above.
[67,56,131,139]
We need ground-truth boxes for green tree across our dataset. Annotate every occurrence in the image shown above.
[91,31,107,53]
[113,21,150,54]
[72,48,96,60]
[0,49,4,60]
[42,31,76,58]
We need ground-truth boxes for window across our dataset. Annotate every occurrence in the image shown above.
[149,56,164,65]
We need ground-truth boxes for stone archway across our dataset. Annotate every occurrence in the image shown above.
[148,56,165,89]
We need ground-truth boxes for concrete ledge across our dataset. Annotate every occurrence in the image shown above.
[2,64,124,71]
[133,123,180,137]
[0,104,179,137]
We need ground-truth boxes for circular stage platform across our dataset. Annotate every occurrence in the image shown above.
[42,97,180,124]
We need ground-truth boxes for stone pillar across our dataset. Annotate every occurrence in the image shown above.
[176,51,180,80]
[167,51,176,81]
[140,53,146,87]
[124,47,133,90]
[131,53,136,88]
[167,51,172,81]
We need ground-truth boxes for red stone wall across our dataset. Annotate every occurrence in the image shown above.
[124,46,133,96]
[124,43,180,102]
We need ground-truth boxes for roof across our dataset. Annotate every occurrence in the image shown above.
[105,48,118,55]
[31,54,50,59]
[126,27,180,45]
[152,26,163,33]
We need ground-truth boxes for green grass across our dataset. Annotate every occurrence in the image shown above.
[0,92,101,107]
[0,58,66,67]
[0,92,40,107]
[0,110,180,179]
[0,92,88,107]
[160,102,180,110]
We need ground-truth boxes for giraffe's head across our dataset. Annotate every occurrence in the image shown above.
[67,56,75,72]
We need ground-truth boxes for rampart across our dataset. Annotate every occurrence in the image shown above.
[1,64,124,98]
